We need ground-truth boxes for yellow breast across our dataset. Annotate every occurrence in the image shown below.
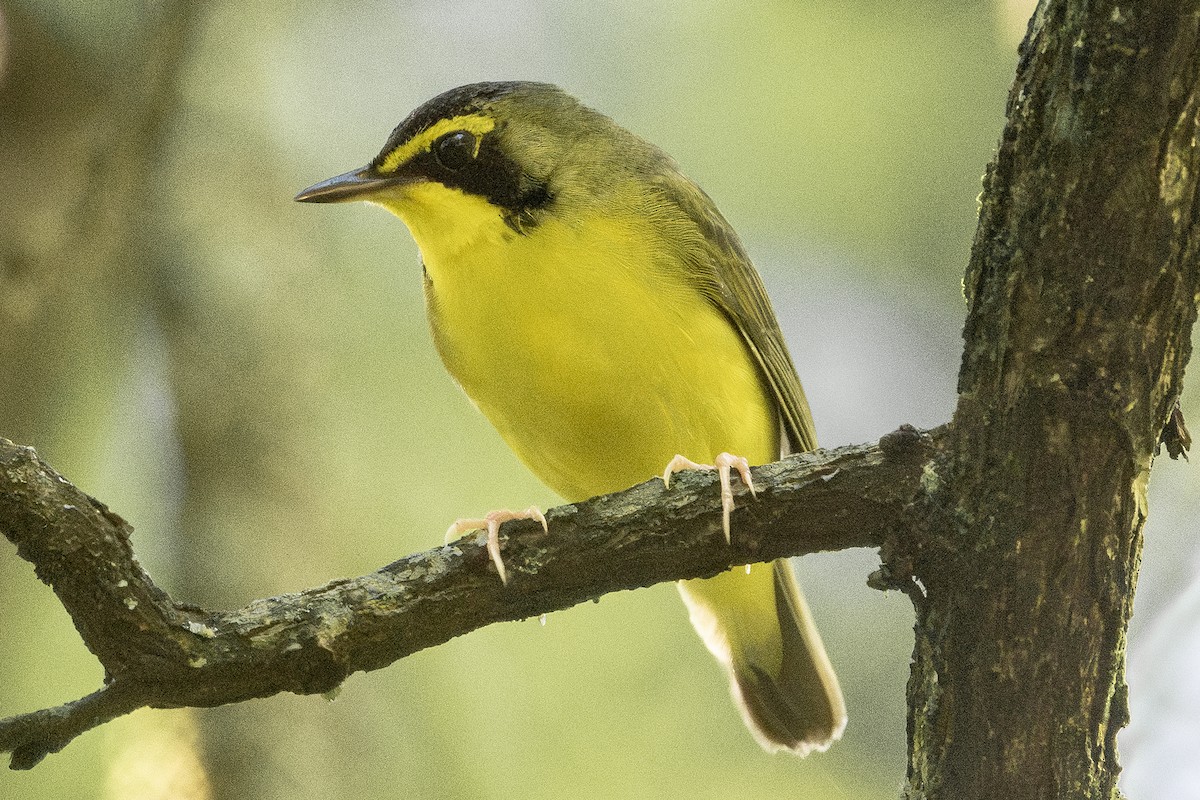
[375,181,778,503]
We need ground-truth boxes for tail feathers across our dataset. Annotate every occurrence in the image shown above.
[733,665,840,755]
[679,561,846,755]
[733,562,846,754]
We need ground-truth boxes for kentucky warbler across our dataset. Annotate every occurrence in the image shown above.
[296,81,846,755]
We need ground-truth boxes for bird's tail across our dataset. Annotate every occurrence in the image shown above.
[678,560,846,754]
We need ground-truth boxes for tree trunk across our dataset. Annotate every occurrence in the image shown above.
[903,2,1200,797]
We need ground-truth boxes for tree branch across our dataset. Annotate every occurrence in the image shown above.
[0,425,937,769]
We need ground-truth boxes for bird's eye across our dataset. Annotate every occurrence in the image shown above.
[433,131,477,171]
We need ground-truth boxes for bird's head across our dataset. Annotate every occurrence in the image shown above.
[296,82,645,248]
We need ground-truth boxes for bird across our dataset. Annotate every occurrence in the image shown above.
[296,81,846,755]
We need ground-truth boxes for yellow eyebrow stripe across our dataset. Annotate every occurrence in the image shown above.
[377,114,496,174]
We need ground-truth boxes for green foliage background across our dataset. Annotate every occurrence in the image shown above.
[3,1,1195,798]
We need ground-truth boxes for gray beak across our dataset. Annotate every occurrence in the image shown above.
[295,166,413,203]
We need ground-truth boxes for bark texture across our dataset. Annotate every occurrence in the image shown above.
[902,3,1200,797]
[0,430,929,769]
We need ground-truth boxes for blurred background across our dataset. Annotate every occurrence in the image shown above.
[2,0,1197,797]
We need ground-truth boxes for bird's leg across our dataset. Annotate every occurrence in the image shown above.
[445,506,547,585]
[661,453,756,544]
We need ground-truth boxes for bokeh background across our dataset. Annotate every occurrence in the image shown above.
[2,0,1197,798]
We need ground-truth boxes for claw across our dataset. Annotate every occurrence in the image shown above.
[446,507,547,585]
[661,452,755,543]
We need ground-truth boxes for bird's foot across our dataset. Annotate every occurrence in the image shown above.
[446,506,547,585]
[661,453,756,544]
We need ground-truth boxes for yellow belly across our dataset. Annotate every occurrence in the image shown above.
[417,205,778,500]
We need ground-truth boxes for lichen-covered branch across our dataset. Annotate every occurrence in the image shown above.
[0,426,937,769]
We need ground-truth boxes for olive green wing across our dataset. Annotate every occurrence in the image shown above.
[656,173,819,455]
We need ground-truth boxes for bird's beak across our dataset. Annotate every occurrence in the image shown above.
[294,166,413,203]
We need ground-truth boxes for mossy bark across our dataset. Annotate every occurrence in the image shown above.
[902,3,1200,797]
